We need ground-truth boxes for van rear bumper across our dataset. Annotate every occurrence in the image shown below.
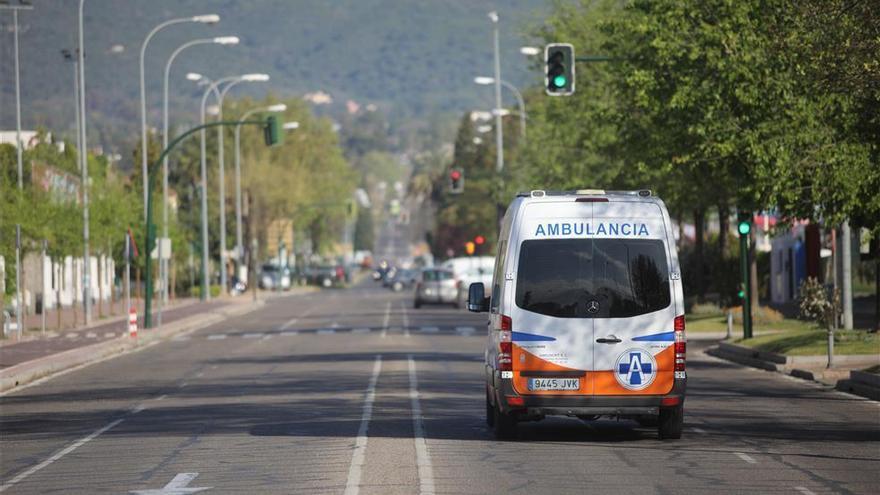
[491,367,686,416]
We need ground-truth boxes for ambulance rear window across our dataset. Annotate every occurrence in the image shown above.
[515,239,670,318]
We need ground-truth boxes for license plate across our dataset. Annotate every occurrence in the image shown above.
[527,377,580,391]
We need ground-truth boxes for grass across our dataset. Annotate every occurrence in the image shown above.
[738,328,880,356]
[686,313,815,334]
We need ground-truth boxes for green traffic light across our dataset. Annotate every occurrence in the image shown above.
[553,75,567,88]
[738,290,745,299]
[737,221,751,235]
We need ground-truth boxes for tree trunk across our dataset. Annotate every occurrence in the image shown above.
[693,208,706,301]
[97,254,104,318]
[718,202,729,258]
[749,228,759,314]
[171,258,176,301]
[72,260,78,327]
[55,258,62,331]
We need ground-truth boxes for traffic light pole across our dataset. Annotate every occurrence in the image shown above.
[143,119,266,329]
[739,231,753,339]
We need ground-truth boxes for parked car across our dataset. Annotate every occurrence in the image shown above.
[307,265,344,287]
[414,268,458,308]
[259,264,291,290]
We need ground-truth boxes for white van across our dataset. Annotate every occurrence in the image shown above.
[468,189,686,440]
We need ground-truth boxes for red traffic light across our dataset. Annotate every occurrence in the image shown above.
[474,235,485,245]
[450,170,461,180]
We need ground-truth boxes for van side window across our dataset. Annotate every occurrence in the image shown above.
[515,239,670,318]
[489,240,506,312]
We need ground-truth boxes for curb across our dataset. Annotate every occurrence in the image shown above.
[707,342,880,401]
[0,299,264,393]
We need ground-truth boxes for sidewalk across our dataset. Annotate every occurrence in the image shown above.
[2,297,227,369]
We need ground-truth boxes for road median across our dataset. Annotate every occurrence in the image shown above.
[0,298,264,393]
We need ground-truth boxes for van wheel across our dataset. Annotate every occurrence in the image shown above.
[658,405,683,440]
[485,391,495,427]
[493,405,517,440]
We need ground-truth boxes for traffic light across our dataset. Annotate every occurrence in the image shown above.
[264,115,282,146]
[465,241,475,255]
[449,168,464,194]
[474,235,485,246]
[545,43,575,96]
[737,211,752,236]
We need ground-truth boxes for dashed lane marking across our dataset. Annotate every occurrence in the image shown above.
[86,332,97,338]
[317,329,335,335]
[734,452,757,464]
[691,427,707,434]
[261,334,274,340]
[171,336,190,342]
[402,302,410,338]
[419,326,439,333]
[207,334,227,340]
[65,333,78,339]
[455,326,475,335]
[104,332,116,338]
[351,328,370,334]
[0,418,124,493]
[242,332,264,339]
[343,355,383,495]
[408,355,435,495]
[380,302,391,338]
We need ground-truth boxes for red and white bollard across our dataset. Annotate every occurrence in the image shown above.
[128,308,138,338]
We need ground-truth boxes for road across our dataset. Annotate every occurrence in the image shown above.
[1,283,878,494]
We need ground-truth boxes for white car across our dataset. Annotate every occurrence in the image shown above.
[441,256,495,303]
[469,189,686,440]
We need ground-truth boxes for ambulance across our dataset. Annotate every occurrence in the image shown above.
[468,189,686,440]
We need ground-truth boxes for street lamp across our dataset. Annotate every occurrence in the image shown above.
[0,1,33,189]
[520,46,541,56]
[488,11,504,173]
[139,13,220,220]
[475,76,526,138]
[214,73,269,295]
[77,0,92,323]
[232,104,287,282]
[158,35,238,312]
[191,73,269,300]
[282,121,300,130]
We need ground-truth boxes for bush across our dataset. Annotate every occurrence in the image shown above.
[689,302,724,316]
[186,285,221,298]
[729,305,784,325]
[798,277,840,330]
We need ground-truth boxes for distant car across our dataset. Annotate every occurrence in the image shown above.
[414,268,458,308]
[388,268,418,292]
[259,264,291,290]
[442,256,495,304]
[307,265,344,287]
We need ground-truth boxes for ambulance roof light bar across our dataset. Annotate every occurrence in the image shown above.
[519,189,652,198]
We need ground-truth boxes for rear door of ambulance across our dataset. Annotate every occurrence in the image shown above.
[508,200,595,397]
[590,200,677,396]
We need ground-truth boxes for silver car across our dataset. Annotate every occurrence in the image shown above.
[414,268,459,308]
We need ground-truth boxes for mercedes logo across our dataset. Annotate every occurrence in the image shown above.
[587,300,599,313]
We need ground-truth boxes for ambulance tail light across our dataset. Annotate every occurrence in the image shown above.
[674,315,686,372]
[498,315,513,371]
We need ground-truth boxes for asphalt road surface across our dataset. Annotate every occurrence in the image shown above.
[1,283,878,494]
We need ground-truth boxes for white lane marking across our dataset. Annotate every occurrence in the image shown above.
[155,394,167,401]
[196,372,204,378]
[179,382,188,389]
[65,333,78,339]
[104,332,116,338]
[279,317,299,330]
[281,330,298,336]
[171,336,191,342]
[0,418,124,493]
[408,355,435,495]
[130,472,211,494]
[86,332,97,338]
[794,487,817,495]
[242,332,263,339]
[207,334,227,341]
[380,301,391,338]
[351,328,370,334]
[692,427,707,434]
[420,326,439,333]
[261,334,274,340]
[402,302,410,338]
[734,452,757,464]
[317,329,335,335]
[331,321,341,328]
[344,355,383,495]
[455,326,475,335]
[130,404,146,414]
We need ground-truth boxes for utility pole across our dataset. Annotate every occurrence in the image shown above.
[41,240,47,335]
[841,221,853,330]
[15,225,22,339]
[78,0,92,325]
